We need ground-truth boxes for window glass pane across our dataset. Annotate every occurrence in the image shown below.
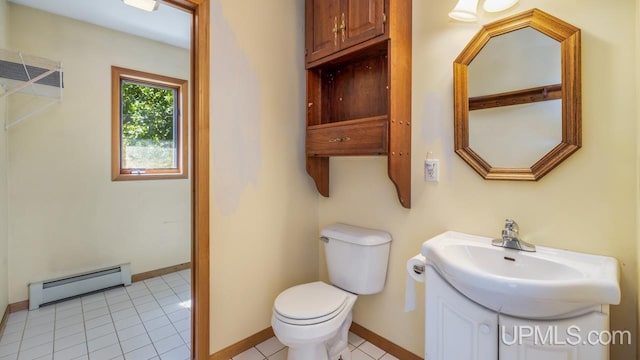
[121,80,177,170]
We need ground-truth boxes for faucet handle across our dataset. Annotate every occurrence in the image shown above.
[504,219,519,233]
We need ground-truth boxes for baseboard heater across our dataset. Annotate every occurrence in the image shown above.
[29,263,131,310]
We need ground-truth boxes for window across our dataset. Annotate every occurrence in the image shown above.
[111,66,188,180]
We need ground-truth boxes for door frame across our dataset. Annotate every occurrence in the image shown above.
[163,1,210,359]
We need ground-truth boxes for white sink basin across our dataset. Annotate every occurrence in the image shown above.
[422,231,620,319]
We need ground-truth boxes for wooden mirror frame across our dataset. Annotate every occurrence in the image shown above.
[453,8,581,180]
[163,0,210,359]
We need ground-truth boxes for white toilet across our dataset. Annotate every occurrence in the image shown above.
[272,223,392,360]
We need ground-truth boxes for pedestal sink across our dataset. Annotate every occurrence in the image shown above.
[421,231,620,319]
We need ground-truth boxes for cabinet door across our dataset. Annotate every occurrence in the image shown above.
[499,312,610,360]
[425,267,498,360]
[306,0,340,63]
[340,0,385,49]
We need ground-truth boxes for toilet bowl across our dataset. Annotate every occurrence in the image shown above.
[272,281,357,360]
[271,223,392,360]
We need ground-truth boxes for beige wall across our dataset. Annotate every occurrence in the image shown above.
[0,0,8,317]
[318,0,638,359]
[6,5,191,303]
[209,0,319,352]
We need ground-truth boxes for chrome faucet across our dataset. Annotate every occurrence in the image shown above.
[491,219,536,252]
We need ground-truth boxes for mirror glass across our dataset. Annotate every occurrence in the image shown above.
[468,27,561,168]
[453,9,581,180]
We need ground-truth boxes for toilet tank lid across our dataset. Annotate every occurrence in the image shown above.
[321,223,392,246]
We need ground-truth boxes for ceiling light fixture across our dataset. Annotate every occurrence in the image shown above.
[122,0,159,12]
[449,0,519,22]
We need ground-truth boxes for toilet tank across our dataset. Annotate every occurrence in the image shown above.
[321,223,392,295]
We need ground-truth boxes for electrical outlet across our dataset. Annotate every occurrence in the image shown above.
[425,159,439,182]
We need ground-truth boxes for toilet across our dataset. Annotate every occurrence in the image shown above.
[272,223,392,360]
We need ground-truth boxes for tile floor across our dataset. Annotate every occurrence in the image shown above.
[0,269,192,360]
[231,332,399,360]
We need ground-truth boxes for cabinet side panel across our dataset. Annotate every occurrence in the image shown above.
[387,0,412,208]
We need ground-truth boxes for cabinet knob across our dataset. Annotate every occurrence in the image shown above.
[480,323,491,334]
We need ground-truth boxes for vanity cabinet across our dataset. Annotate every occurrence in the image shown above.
[425,268,612,360]
[425,267,498,360]
[499,313,609,359]
[304,0,412,208]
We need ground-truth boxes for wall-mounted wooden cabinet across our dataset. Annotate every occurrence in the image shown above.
[304,0,412,208]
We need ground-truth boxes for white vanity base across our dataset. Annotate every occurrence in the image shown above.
[425,267,611,360]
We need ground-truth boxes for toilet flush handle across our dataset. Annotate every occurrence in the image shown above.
[320,236,329,243]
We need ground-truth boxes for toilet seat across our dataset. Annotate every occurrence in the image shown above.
[274,281,349,325]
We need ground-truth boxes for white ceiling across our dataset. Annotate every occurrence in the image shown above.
[9,0,191,49]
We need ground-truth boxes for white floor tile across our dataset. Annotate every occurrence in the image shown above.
[53,331,86,351]
[131,296,155,308]
[380,354,399,360]
[166,311,189,324]
[81,293,105,305]
[111,308,137,322]
[0,272,192,360]
[350,349,374,360]
[266,348,286,360]
[120,333,151,354]
[147,325,176,343]
[87,332,118,353]
[20,332,53,351]
[133,302,160,315]
[55,307,82,321]
[139,309,164,323]
[0,332,22,346]
[141,317,170,332]
[231,347,264,360]
[83,307,109,322]
[348,332,365,347]
[109,301,134,313]
[88,343,121,360]
[0,353,18,360]
[114,316,142,331]
[255,337,284,358]
[82,301,107,314]
[152,334,183,355]
[22,326,54,341]
[157,345,189,360]
[55,315,83,330]
[170,320,188,333]
[155,297,179,308]
[116,325,147,342]
[358,342,385,359]
[53,342,86,360]
[16,341,52,360]
[85,323,115,342]
[7,312,27,325]
[0,342,20,357]
[124,344,157,360]
[54,324,84,341]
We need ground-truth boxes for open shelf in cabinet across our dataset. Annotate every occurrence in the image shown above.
[305,0,411,208]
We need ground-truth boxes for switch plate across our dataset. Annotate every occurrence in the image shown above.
[425,159,439,182]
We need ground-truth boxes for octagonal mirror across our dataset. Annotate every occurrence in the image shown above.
[453,8,581,180]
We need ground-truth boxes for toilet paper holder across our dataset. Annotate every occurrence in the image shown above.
[413,264,425,275]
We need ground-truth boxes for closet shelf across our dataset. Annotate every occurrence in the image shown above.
[0,48,63,129]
